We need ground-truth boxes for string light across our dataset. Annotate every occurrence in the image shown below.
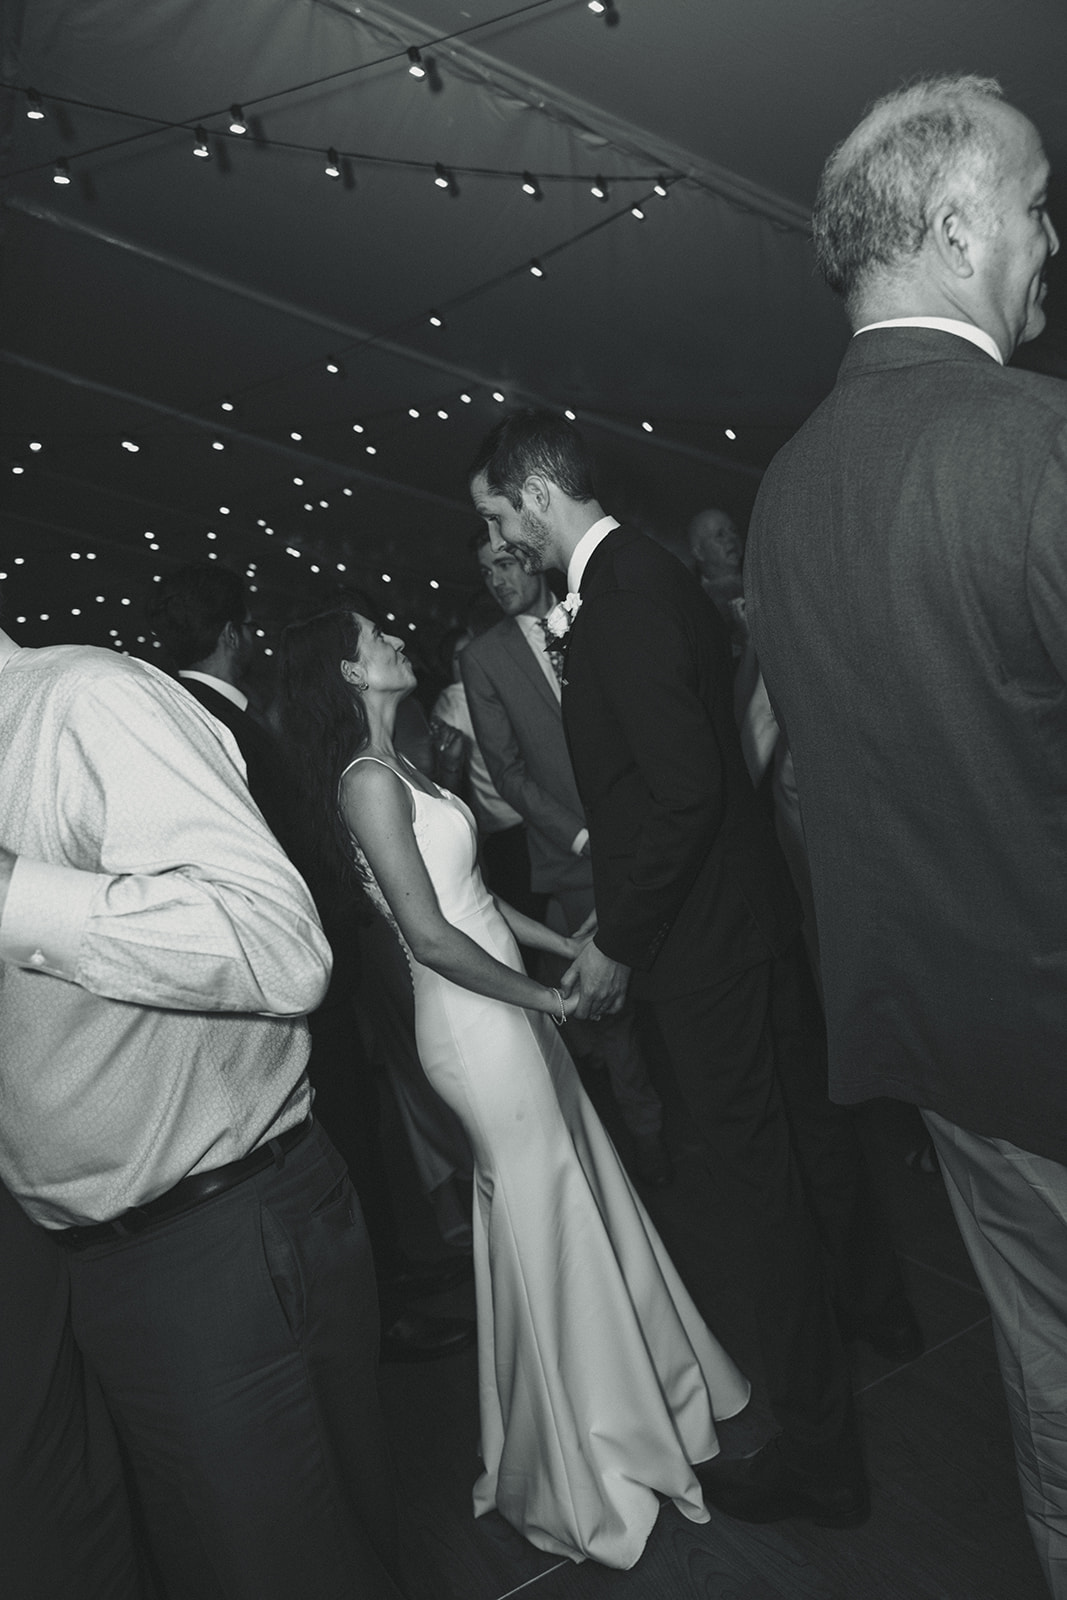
[52,159,71,184]
[220,396,234,411]
[228,105,248,135]
[521,171,543,200]
[408,408,420,419]
[293,475,304,485]
[492,391,505,402]
[192,126,211,159]
[641,420,653,432]
[28,441,42,452]
[590,175,608,201]
[11,463,25,475]
[26,89,45,120]
[653,177,669,197]
[290,431,302,441]
[120,438,140,452]
[211,439,225,450]
[428,312,444,328]
[437,409,448,420]
[588,1,605,10]
[460,393,472,404]
[631,205,645,220]
[325,356,343,375]
[407,46,426,78]
[564,409,576,420]
[434,162,449,188]
[352,422,364,433]
[529,258,544,277]
[725,428,737,440]
[324,148,341,179]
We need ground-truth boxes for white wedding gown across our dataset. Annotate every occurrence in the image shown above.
[344,758,750,1569]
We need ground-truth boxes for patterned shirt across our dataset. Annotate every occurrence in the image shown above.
[0,630,331,1227]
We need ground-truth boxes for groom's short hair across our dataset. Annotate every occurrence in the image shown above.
[469,409,597,509]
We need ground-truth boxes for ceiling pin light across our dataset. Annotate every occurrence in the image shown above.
[11,462,25,475]
[290,430,302,441]
[725,428,737,440]
[365,445,377,455]
[590,175,609,202]
[293,475,304,485]
[641,420,653,432]
[26,88,45,119]
[408,407,420,419]
[28,441,42,452]
[192,126,211,159]
[52,158,71,185]
[430,579,440,589]
[343,487,353,496]
[220,396,234,411]
[228,105,248,135]
[521,171,543,200]
[529,258,544,277]
[324,148,342,179]
[460,392,472,404]
[564,409,576,420]
[492,390,505,403]
[325,356,344,375]
[352,422,364,433]
[428,311,444,328]
[407,46,426,78]
[437,409,449,420]
[211,439,225,450]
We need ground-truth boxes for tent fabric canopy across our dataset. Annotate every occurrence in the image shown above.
[3,0,1066,652]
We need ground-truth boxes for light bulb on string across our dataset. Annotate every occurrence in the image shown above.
[407,46,426,78]
[433,163,458,196]
[26,88,45,120]
[492,391,505,403]
[408,408,420,419]
[192,126,211,159]
[460,392,472,404]
[228,105,247,135]
[564,409,576,420]
[220,397,234,412]
[653,177,670,197]
[521,172,543,201]
[120,438,140,453]
[352,422,364,433]
[290,431,302,441]
[590,176,608,202]
[324,148,341,180]
[631,205,645,220]
[52,159,71,185]
[437,409,448,420]
[211,439,225,451]
[641,420,653,433]
[325,356,344,375]
[529,259,544,277]
[428,312,444,328]
[28,441,42,452]
[725,428,737,441]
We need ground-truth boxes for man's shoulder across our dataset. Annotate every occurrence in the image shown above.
[7,642,179,708]
[462,616,520,666]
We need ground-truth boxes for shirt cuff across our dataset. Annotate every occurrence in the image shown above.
[0,857,101,979]
[571,828,589,856]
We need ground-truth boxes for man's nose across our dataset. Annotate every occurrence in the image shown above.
[1045,212,1060,256]
[485,525,507,553]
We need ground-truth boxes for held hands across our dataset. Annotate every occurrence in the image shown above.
[560,939,630,1021]
[560,906,599,963]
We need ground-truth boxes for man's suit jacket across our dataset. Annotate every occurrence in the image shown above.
[747,327,1067,1164]
[177,678,296,852]
[560,525,798,1002]
[460,619,591,898]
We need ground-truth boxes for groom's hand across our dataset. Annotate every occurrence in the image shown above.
[562,941,630,1021]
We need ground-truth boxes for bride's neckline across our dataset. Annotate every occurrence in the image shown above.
[351,749,444,800]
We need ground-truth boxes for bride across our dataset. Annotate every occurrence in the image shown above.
[279,606,750,1571]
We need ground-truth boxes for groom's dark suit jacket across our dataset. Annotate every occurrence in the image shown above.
[747,328,1067,1165]
[561,526,798,1002]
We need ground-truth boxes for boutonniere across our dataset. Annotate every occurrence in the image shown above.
[544,591,582,641]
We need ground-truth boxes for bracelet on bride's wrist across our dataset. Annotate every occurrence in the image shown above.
[549,987,567,1026]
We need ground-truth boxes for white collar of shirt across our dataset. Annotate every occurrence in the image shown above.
[854,317,1003,365]
[566,515,620,595]
[0,627,19,676]
[179,670,249,712]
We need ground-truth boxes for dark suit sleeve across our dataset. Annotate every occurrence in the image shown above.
[577,588,727,966]
[1027,423,1067,682]
[460,646,586,852]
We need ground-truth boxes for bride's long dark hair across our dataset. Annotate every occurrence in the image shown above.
[279,607,370,898]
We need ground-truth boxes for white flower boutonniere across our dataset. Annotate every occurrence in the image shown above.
[544,592,582,641]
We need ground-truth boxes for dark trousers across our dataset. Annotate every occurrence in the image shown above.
[651,943,863,1472]
[0,1181,145,1600]
[67,1121,407,1600]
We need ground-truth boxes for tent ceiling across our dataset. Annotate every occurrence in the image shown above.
[3,0,1067,661]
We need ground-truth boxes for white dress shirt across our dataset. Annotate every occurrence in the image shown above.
[566,515,620,596]
[0,632,331,1227]
[514,612,588,856]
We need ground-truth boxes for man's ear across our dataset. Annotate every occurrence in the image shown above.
[220,620,240,653]
[523,473,552,512]
[930,203,976,280]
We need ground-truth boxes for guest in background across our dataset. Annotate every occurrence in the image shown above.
[149,565,475,1365]
[687,508,748,663]
[461,529,672,1187]
[747,74,1067,1594]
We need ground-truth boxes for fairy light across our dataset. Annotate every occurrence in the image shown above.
[408,408,420,419]
[529,259,544,277]
[653,177,669,198]
[229,105,248,135]
[429,312,444,328]
[324,148,341,180]
[343,487,353,497]
[631,205,645,220]
[492,391,505,403]
[460,392,472,404]
[430,579,440,589]
[325,357,343,375]
[28,441,42,452]
[641,420,653,432]
[219,505,230,514]
[52,159,71,184]
[211,439,225,450]
[352,422,364,433]
[121,438,140,452]
[437,409,449,420]
[221,397,234,411]
[293,476,304,485]
[564,409,576,420]
[407,46,426,78]
[192,127,211,159]
[521,172,542,200]
[290,431,302,441]
[434,163,449,188]
[26,88,45,120]
[365,445,377,455]
[725,428,737,441]
[590,176,608,201]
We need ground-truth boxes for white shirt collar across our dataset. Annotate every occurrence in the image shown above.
[0,626,19,675]
[179,669,249,712]
[566,515,620,595]
[854,317,1003,365]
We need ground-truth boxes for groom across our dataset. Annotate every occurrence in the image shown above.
[469,410,915,1527]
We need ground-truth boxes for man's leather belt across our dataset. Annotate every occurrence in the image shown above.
[55,1116,313,1251]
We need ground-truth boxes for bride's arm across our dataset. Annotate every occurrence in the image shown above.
[491,897,582,960]
[341,762,577,1017]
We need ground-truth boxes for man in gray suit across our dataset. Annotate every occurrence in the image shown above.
[461,530,671,1186]
[746,75,1066,1593]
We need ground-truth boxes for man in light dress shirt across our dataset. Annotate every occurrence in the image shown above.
[0,611,407,1599]
[460,531,671,1185]
[746,75,1067,1593]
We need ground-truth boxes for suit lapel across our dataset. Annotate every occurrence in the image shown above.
[501,617,560,712]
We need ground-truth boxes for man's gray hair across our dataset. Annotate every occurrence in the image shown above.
[813,74,1006,309]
